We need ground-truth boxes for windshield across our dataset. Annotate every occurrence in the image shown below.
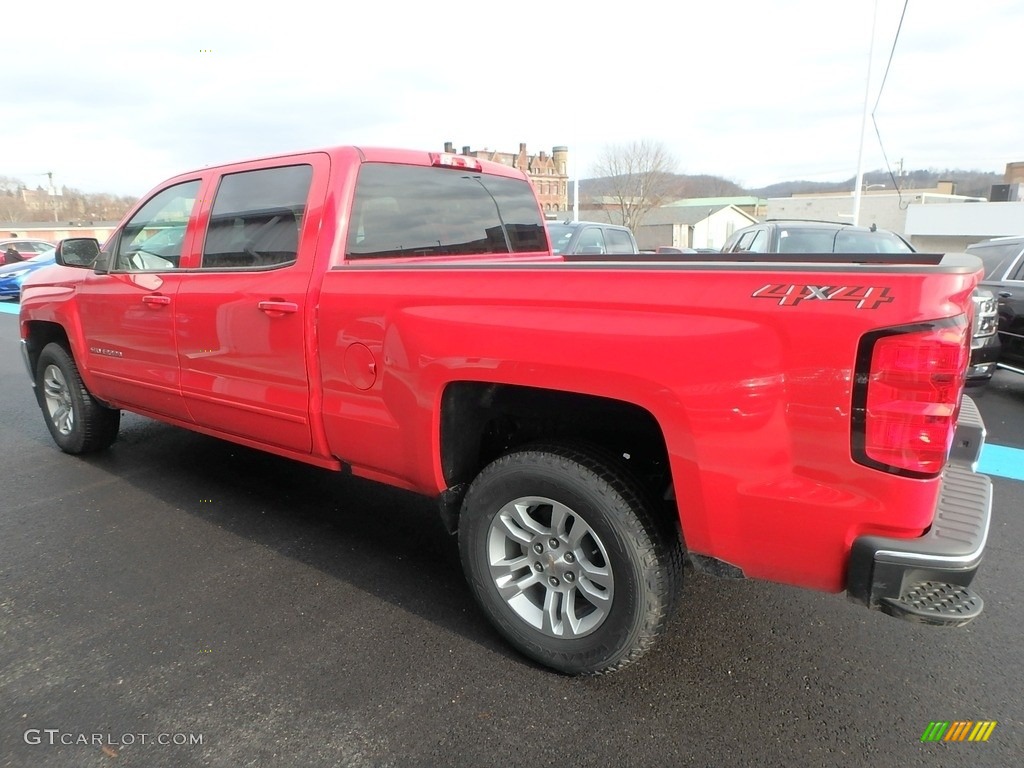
[834,231,914,253]
[777,227,914,254]
[966,241,1023,279]
[545,224,575,255]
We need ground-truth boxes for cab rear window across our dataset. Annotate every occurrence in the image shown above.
[346,164,545,259]
[605,228,635,254]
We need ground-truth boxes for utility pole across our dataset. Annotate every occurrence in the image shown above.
[572,148,579,223]
[852,0,879,227]
[47,172,58,222]
[35,171,59,222]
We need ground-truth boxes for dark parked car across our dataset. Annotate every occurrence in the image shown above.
[721,220,1001,385]
[545,220,639,256]
[965,235,1024,374]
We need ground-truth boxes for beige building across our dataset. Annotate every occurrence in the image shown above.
[1005,161,1024,185]
[767,169,1024,253]
[443,142,570,215]
[765,182,981,236]
[635,205,758,251]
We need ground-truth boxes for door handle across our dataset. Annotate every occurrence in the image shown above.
[142,294,171,307]
[258,300,299,316]
[999,291,1013,298]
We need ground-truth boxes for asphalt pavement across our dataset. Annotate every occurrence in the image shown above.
[1,313,1021,768]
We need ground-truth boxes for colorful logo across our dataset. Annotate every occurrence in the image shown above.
[921,721,997,742]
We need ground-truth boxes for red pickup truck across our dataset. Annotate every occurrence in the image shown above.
[18,146,993,675]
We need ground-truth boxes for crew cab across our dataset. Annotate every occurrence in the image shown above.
[18,147,993,675]
[722,219,1002,385]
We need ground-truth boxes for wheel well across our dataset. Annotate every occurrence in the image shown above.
[24,321,71,376]
[439,382,677,529]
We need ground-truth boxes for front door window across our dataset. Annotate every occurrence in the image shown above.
[114,181,199,271]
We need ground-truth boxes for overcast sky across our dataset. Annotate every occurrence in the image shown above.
[3,0,1021,197]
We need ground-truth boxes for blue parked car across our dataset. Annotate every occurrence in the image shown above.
[0,247,56,300]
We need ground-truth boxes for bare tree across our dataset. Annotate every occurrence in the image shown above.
[0,177,24,223]
[590,139,678,230]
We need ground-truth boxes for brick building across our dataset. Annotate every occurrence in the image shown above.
[443,141,570,215]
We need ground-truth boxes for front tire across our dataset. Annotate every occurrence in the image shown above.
[36,343,120,454]
[458,444,681,675]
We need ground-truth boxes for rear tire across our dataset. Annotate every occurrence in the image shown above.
[36,343,120,454]
[458,443,681,675]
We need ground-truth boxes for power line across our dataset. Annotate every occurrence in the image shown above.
[871,0,910,207]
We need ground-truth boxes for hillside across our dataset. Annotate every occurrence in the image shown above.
[579,168,1003,202]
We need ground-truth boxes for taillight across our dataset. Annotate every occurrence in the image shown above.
[429,152,483,171]
[852,317,970,477]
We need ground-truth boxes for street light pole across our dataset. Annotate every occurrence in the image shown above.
[47,172,58,222]
[572,148,579,223]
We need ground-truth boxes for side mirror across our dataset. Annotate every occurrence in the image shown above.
[55,238,101,268]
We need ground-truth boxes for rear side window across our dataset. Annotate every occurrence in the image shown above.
[200,164,312,270]
[729,229,757,252]
[731,228,767,252]
[346,164,545,259]
[546,224,575,255]
[605,228,635,254]
[575,227,606,254]
[778,229,835,253]
[967,242,1024,280]
[14,242,49,253]
[747,229,768,253]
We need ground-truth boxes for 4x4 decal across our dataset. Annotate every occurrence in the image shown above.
[752,284,894,309]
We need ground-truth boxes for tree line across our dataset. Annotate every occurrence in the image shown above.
[0,175,137,224]
[586,140,1005,230]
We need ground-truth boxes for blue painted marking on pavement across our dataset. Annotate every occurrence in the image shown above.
[0,302,20,315]
[978,443,1024,482]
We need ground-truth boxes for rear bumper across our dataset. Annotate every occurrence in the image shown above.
[846,396,992,623]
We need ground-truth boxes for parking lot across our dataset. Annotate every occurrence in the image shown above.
[1,313,1022,768]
